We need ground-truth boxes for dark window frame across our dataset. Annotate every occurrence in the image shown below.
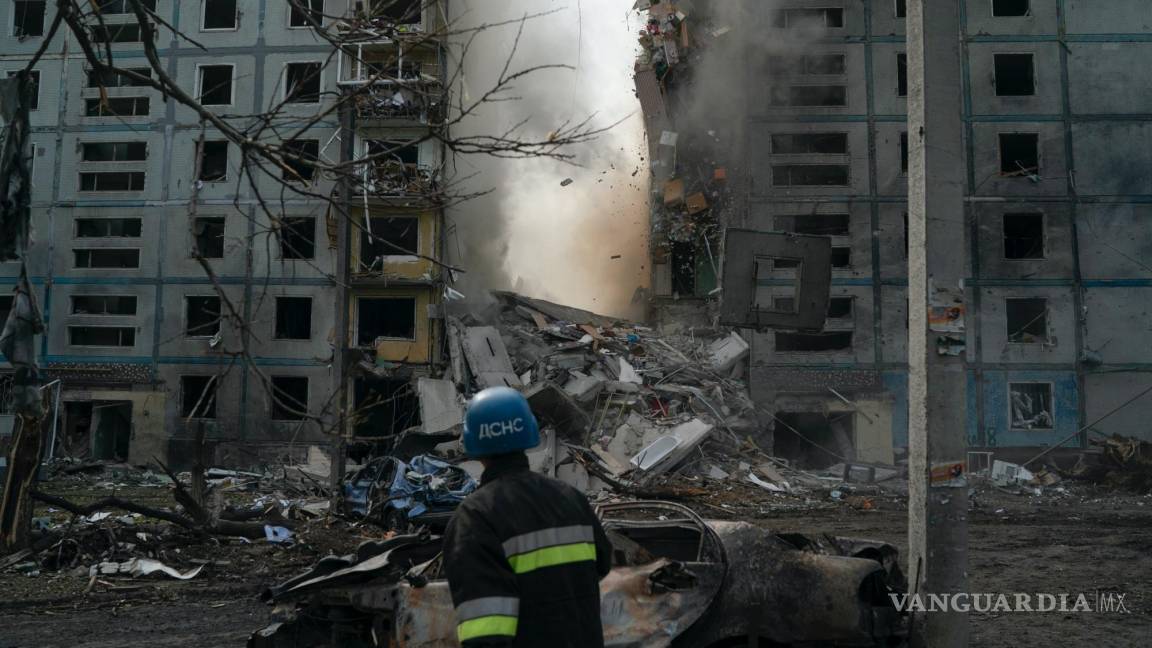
[198,140,228,182]
[5,70,39,110]
[193,217,226,258]
[85,96,150,116]
[75,217,142,238]
[81,141,147,162]
[285,61,322,103]
[1005,297,1049,344]
[992,0,1030,18]
[270,376,309,421]
[289,0,325,27]
[993,52,1036,96]
[180,375,218,419]
[13,1,46,38]
[184,295,222,338]
[771,164,850,187]
[73,248,141,269]
[769,132,848,155]
[201,0,239,30]
[274,296,313,340]
[356,296,417,345]
[999,132,1040,175]
[1003,212,1045,260]
[897,53,907,97]
[79,171,145,192]
[279,216,317,259]
[68,325,136,347]
[1008,382,1054,431]
[197,64,234,106]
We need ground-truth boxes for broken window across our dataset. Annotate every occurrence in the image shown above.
[74,249,140,268]
[69,326,135,347]
[830,247,852,268]
[897,53,907,97]
[1006,297,1048,343]
[353,376,420,437]
[199,141,228,182]
[290,0,324,27]
[71,295,137,315]
[357,297,416,345]
[770,133,847,155]
[194,217,226,258]
[80,172,145,192]
[901,131,909,173]
[774,412,854,469]
[13,1,45,37]
[772,164,849,186]
[361,216,419,268]
[282,139,319,182]
[1003,212,1044,259]
[274,297,312,340]
[285,62,322,103]
[270,376,308,420]
[774,213,850,236]
[85,97,150,116]
[771,85,847,107]
[279,216,316,259]
[895,0,906,18]
[999,133,1039,175]
[87,67,151,87]
[202,0,238,29]
[181,375,217,419]
[775,331,853,351]
[994,53,1035,96]
[76,218,141,238]
[185,295,221,337]
[82,142,147,161]
[1009,382,1052,430]
[371,0,422,25]
[90,23,145,43]
[775,8,844,28]
[198,65,234,105]
[5,71,38,109]
[826,296,853,319]
[992,0,1029,17]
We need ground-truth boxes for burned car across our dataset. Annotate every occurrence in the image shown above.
[251,501,906,647]
[340,454,477,531]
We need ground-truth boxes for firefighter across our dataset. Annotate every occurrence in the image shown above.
[442,386,613,647]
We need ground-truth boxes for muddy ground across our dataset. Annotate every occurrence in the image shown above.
[1,480,1150,647]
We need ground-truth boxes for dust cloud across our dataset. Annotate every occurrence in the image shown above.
[446,0,649,320]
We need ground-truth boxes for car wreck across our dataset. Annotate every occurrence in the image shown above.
[249,501,906,647]
[340,454,477,532]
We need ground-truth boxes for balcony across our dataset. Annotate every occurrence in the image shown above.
[354,159,439,199]
[353,84,445,126]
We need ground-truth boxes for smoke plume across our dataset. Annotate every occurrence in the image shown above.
[447,0,649,320]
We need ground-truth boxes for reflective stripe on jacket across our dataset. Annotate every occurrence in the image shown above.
[442,454,613,647]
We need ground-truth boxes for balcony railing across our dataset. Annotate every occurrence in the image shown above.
[355,159,439,197]
[353,84,445,123]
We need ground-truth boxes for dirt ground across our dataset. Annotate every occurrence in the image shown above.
[2,481,1150,647]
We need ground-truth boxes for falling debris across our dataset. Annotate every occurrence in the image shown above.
[560,177,574,186]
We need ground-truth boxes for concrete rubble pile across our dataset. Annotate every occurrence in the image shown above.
[422,292,862,505]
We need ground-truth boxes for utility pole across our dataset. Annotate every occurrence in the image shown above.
[906,1,969,646]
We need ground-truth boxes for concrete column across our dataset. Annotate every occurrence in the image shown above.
[906,1,969,645]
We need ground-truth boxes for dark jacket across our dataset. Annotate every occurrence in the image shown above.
[442,453,613,647]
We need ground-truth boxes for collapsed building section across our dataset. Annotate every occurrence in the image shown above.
[630,0,1152,461]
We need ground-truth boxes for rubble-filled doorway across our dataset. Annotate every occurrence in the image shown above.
[774,412,853,470]
[352,377,420,439]
[63,401,132,461]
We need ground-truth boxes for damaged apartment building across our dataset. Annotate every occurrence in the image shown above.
[0,0,449,467]
[636,0,1152,467]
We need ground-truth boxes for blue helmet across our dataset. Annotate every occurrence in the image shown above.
[462,387,540,457]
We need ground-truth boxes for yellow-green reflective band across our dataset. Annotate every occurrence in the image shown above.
[457,615,518,642]
[507,542,597,574]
